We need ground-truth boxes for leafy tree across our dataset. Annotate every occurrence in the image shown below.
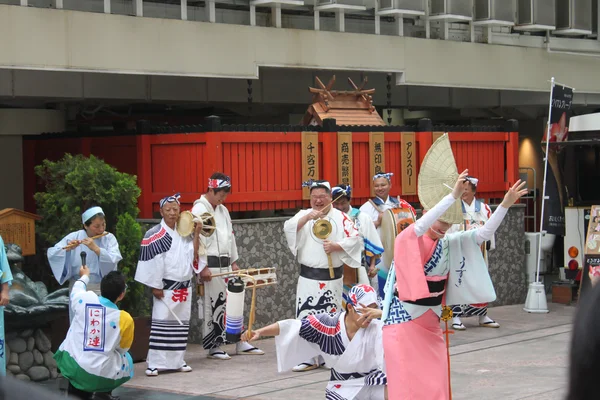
[34,154,149,316]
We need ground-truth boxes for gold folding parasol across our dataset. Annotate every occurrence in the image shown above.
[417,134,463,225]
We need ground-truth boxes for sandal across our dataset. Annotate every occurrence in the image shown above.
[451,323,466,331]
[207,351,231,360]
[292,362,319,372]
[479,320,500,328]
[236,346,265,355]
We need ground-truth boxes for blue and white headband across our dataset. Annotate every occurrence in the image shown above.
[347,284,379,309]
[465,176,478,187]
[373,172,393,181]
[302,179,331,191]
[160,193,181,208]
[332,185,351,198]
[82,206,104,224]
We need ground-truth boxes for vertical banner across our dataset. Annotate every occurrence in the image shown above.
[301,131,319,200]
[369,132,385,197]
[581,206,600,300]
[542,83,573,236]
[400,132,416,195]
[337,132,353,187]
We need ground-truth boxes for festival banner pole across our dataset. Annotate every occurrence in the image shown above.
[535,77,556,285]
[524,77,555,313]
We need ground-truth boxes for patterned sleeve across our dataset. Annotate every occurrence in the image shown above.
[134,224,171,289]
[299,313,345,356]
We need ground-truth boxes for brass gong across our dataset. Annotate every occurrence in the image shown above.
[312,218,335,279]
[312,218,333,239]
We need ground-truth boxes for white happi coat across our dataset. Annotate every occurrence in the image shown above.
[191,195,239,272]
[284,207,362,319]
[276,312,386,400]
[191,195,240,349]
[48,230,122,287]
[54,275,134,393]
[134,219,195,370]
[358,196,398,237]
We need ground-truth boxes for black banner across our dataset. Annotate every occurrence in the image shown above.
[542,84,573,236]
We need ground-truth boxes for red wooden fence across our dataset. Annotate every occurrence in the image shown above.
[23,130,518,218]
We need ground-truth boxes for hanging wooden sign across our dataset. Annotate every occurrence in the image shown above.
[401,132,416,195]
[301,131,319,200]
[369,132,385,197]
[337,132,353,187]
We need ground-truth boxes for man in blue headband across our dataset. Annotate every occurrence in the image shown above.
[446,176,500,330]
[283,179,362,372]
[332,184,384,308]
[359,172,415,297]
[135,193,201,377]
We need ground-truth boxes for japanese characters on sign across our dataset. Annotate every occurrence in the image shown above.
[301,132,320,200]
[84,304,106,352]
[401,132,416,195]
[337,132,353,187]
[369,132,385,197]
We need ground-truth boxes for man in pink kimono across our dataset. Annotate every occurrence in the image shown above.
[381,170,527,400]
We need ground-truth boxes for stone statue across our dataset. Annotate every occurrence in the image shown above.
[4,244,68,331]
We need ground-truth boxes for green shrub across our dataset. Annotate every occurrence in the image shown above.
[34,154,149,317]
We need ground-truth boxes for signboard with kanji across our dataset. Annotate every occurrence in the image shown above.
[401,132,416,195]
[369,132,385,197]
[0,209,41,256]
[337,132,353,187]
[301,132,319,200]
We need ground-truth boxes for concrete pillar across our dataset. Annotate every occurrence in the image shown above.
[0,109,66,211]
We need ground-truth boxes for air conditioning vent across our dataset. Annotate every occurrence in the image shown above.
[516,0,556,30]
[474,0,514,24]
[378,0,425,16]
[554,0,592,35]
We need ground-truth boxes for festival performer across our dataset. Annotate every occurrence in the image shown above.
[447,176,500,330]
[54,266,133,400]
[359,172,415,296]
[0,235,13,377]
[332,184,384,308]
[242,284,387,400]
[47,206,122,321]
[192,172,264,360]
[284,179,362,372]
[381,170,526,400]
[135,193,198,377]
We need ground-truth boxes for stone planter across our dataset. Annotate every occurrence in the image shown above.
[130,316,151,363]
[5,328,57,382]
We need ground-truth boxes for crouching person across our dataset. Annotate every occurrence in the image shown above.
[54,266,134,400]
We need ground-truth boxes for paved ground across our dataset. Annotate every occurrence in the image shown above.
[38,302,576,399]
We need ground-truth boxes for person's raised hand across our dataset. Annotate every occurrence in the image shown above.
[501,180,528,208]
[451,169,470,199]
